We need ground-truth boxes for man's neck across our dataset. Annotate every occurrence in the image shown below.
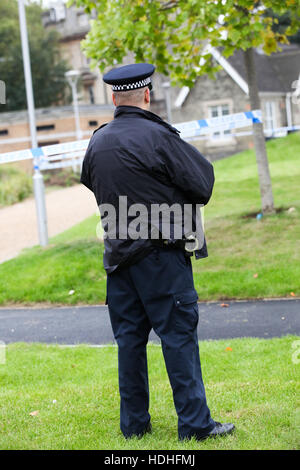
[116,103,150,111]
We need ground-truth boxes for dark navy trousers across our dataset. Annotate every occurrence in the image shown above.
[106,246,215,439]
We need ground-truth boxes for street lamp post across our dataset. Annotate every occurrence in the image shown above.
[18,0,48,247]
[65,70,83,140]
[162,81,172,124]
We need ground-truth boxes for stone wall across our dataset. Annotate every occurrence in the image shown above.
[0,105,114,172]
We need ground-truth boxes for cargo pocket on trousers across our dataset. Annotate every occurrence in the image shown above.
[173,289,199,333]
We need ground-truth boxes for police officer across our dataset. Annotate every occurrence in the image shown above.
[80,63,235,441]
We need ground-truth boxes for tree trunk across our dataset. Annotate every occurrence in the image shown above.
[243,47,274,214]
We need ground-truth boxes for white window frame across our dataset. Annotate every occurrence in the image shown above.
[204,99,235,145]
[264,101,278,133]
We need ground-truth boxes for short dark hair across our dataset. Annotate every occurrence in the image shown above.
[113,87,147,106]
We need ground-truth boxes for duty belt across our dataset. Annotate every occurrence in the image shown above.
[151,238,194,255]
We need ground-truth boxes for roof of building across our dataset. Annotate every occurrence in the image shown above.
[176,44,300,108]
[227,44,300,93]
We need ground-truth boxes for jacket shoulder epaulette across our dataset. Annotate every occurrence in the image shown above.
[93,123,108,135]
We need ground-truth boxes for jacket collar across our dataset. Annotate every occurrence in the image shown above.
[114,105,180,135]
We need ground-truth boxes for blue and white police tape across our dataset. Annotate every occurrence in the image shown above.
[40,139,89,157]
[0,148,33,165]
[39,157,84,171]
[0,139,89,167]
[1,111,299,167]
[184,124,300,143]
[0,112,261,166]
[174,110,262,139]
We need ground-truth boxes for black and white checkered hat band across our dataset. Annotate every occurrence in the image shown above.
[112,77,151,91]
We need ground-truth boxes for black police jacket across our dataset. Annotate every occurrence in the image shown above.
[80,105,215,273]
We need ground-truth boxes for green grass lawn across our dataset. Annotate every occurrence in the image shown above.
[1,136,299,451]
[0,336,299,450]
[0,132,299,305]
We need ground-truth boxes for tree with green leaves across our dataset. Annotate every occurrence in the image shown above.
[267,8,300,43]
[0,0,70,112]
[69,0,300,214]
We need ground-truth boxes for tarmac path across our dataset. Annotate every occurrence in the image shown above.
[0,184,97,263]
[0,298,299,345]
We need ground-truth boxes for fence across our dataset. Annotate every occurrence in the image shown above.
[1,109,300,169]
[0,109,299,246]
[0,139,89,169]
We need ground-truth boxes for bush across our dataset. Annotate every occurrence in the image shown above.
[43,168,81,188]
[0,166,33,206]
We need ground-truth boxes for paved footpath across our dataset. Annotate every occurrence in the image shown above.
[0,184,97,263]
[0,298,299,345]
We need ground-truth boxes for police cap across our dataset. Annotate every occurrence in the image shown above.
[103,63,155,91]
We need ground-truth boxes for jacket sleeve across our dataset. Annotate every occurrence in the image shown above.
[80,124,108,192]
[80,142,93,192]
[157,132,215,205]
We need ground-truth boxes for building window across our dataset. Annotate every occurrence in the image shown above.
[89,120,98,127]
[88,86,95,104]
[77,12,89,28]
[0,129,8,136]
[264,101,277,131]
[38,141,59,148]
[37,124,55,131]
[208,103,231,140]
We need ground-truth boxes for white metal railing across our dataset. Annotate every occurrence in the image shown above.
[1,109,299,249]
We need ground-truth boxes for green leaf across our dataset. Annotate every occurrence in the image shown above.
[71,0,300,87]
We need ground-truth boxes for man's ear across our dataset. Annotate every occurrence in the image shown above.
[144,87,150,103]
[112,93,117,106]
